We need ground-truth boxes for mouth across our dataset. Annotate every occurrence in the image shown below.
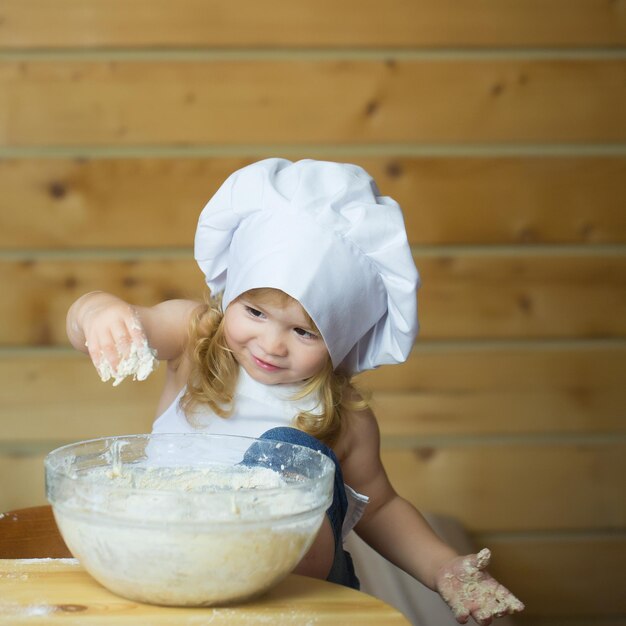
[251,355,283,372]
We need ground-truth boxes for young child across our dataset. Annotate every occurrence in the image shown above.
[67,158,524,624]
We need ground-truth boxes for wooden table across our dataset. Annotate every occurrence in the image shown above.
[0,559,409,624]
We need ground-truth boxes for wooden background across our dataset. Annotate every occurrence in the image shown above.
[1,2,625,624]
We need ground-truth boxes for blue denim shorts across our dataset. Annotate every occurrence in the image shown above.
[243,426,360,590]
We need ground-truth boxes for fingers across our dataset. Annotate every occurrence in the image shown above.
[439,549,524,625]
[472,609,493,625]
[468,583,525,624]
[504,594,525,613]
[78,298,157,385]
[456,548,492,579]
[127,308,148,345]
[95,326,158,386]
[474,548,491,571]
[102,327,134,365]
[445,589,473,624]
[87,320,143,380]
[491,581,525,614]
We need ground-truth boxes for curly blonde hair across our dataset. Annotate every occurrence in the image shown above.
[180,288,366,447]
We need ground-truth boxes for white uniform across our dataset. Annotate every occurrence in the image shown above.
[153,367,320,438]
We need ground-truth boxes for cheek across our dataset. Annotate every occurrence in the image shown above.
[302,347,330,372]
[222,317,244,349]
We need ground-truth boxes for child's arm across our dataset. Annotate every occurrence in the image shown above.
[338,403,524,625]
[66,291,199,379]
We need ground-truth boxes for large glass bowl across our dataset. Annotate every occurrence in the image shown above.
[45,433,334,606]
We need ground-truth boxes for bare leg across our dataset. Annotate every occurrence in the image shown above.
[292,516,335,580]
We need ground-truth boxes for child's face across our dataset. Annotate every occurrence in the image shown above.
[223,293,330,385]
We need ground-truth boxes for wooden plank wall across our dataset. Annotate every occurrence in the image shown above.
[1,2,625,624]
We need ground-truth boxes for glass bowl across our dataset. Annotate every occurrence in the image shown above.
[45,433,334,606]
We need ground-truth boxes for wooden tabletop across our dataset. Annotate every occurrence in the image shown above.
[0,558,409,624]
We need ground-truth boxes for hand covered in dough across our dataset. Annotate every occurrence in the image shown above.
[436,548,524,625]
[72,293,158,386]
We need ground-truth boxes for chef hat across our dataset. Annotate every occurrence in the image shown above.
[194,158,419,375]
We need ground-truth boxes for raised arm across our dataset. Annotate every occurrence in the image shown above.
[66,291,200,382]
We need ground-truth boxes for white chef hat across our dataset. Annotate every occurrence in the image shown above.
[194,158,419,375]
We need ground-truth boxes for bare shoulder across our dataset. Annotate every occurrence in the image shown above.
[136,299,203,363]
[334,387,382,472]
[146,298,203,320]
[336,407,378,455]
[334,384,397,512]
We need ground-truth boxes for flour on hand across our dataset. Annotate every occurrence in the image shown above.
[96,338,158,386]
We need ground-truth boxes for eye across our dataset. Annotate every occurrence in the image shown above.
[244,306,265,319]
[294,327,318,340]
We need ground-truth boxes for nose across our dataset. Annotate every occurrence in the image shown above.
[259,327,287,357]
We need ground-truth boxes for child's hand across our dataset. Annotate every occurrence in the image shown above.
[74,293,157,385]
[435,548,524,625]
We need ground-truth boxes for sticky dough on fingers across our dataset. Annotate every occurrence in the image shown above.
[95,338,158,386]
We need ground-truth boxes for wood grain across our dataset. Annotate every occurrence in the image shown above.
[1,346,624,441]
[1,58,624,146]
[1,253,624,346]
[0,506,70,558]
[0,560,410,624]
[3,443,625,533]
[361,341,626,394]
[1,156,625,248]
[366,340,626,437]
[382,444,626,533]
[416,254,626,340]
[0,352,162,441]
[372,385,626,438]
[1,4,624,625]
[477,534,626,617]
[0,455,48,512]
[1,0,624,48]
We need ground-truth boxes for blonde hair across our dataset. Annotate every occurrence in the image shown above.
[181,288,366,446]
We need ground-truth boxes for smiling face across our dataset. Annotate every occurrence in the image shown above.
[223,289,330,385]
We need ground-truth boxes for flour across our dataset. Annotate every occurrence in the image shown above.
[53,463,326,606]
[96,338,158,386]
[0,602,57,617]
[103,464,287,491]
[439,547,525,621]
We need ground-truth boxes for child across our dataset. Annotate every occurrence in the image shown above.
[67,158,524,624]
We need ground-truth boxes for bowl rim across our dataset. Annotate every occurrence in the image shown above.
[45,432,335,499]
